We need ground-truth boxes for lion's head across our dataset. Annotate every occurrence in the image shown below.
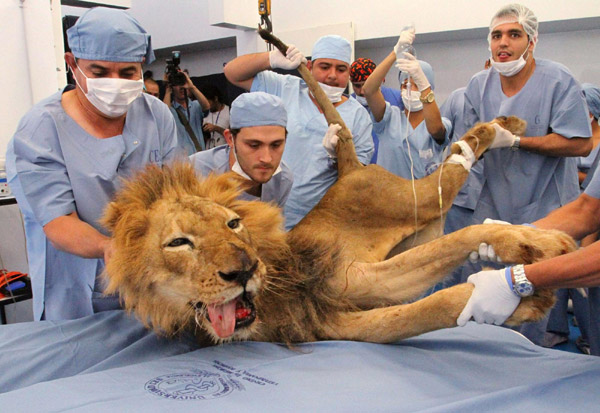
[101,162,288,342]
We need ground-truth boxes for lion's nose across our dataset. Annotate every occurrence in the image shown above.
[218,261,257,286]
[218,243,257,286]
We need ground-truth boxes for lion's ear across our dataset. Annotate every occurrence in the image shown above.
[101,201,121,232]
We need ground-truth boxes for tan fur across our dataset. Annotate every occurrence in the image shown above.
[102,116,576,345]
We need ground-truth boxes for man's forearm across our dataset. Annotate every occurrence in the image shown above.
[224,53,271,90]
[43,212,111,259]
[163,87,172,106]
[363,52,395,122]
[520,133,591,157]
[534,193,600,240]
[525,240,600,289]
[190,86,210,111]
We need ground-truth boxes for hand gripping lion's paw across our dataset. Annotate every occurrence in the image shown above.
[477,224,577,265]
[491,115,527,136]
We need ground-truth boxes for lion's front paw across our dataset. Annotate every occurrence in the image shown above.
[485,225,576,265]
[493,116,527,136]
[505,289,556,326]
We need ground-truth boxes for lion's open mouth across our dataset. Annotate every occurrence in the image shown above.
[198,292,256,338]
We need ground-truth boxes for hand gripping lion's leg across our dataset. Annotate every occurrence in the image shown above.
[323,281,559,343]
[331,224,576,306]
[323,226,575,343]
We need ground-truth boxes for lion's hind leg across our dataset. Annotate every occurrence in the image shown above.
[322,284,474,343]
[322,282,555,343]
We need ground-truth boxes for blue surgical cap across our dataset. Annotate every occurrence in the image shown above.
[311,35,352,64]
[67,7,154,64]
[582,83,600,119]
[398,60,435,90]
[230,92,287,129]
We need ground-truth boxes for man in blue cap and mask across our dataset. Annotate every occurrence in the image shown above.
[5,7,178,321]
[190,92,293,207]
[224,35,373,230]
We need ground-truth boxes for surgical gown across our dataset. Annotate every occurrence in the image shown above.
[464,59,591,224]
[462,59,591,345]
[5,87,178,320]
[189,145,293,208]
[373,102,451,179]
[251,71,374,229]
[352,86,403,164]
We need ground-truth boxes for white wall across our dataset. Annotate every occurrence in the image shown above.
[128,0,599,50]
[1,0,62,160]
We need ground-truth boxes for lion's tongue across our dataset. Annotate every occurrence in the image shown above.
[207,300,237,338]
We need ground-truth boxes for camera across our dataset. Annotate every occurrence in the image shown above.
[165,51,186,86]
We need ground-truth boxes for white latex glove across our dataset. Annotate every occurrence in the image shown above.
[393,28,416,59]
[322,123,342,158]
[468,218,511,262]
[457,267,521,326]
[269,45,306,70]
[394,53,430,92]
[482,218,511,226]
[489,123,517,149]
[469,242,502,263]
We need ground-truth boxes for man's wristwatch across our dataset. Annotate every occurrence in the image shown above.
[419,91,435,104]
[512,264,534,297]
[511,136,521,151]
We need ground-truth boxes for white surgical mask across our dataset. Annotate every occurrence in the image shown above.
[355,95,368,106]
[74,65,143,118]
[401,89,423,112]
[490,47,529,77]
[317,82,345,103]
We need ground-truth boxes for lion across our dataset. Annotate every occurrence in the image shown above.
[101,114,576,346]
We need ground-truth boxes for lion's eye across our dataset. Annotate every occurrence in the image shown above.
[167,237,194,248]
[227,218,241,230]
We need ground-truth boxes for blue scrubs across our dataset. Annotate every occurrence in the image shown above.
[441,87,485,222]
[578,144,600,189]
[463,59,592,345]
[5,87,178,321]
[171,98,206,154]
[352,86,402,164]
[251,71,374,229]
[373,102,451,179]
[437,87,486,290]
[189,145,293,208]
[464,59,591,224]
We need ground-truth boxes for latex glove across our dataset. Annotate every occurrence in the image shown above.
[468,218,510,262]
[322,123,342,158]
[394,53,430,92]
[489,123,517,149]
[482,218,511,225]
[269,45,306,70]
[393,28,416,59]
[468,219,536,262]
[457,267,521,326]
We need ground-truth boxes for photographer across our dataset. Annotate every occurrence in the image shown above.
[163,52,210,154]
